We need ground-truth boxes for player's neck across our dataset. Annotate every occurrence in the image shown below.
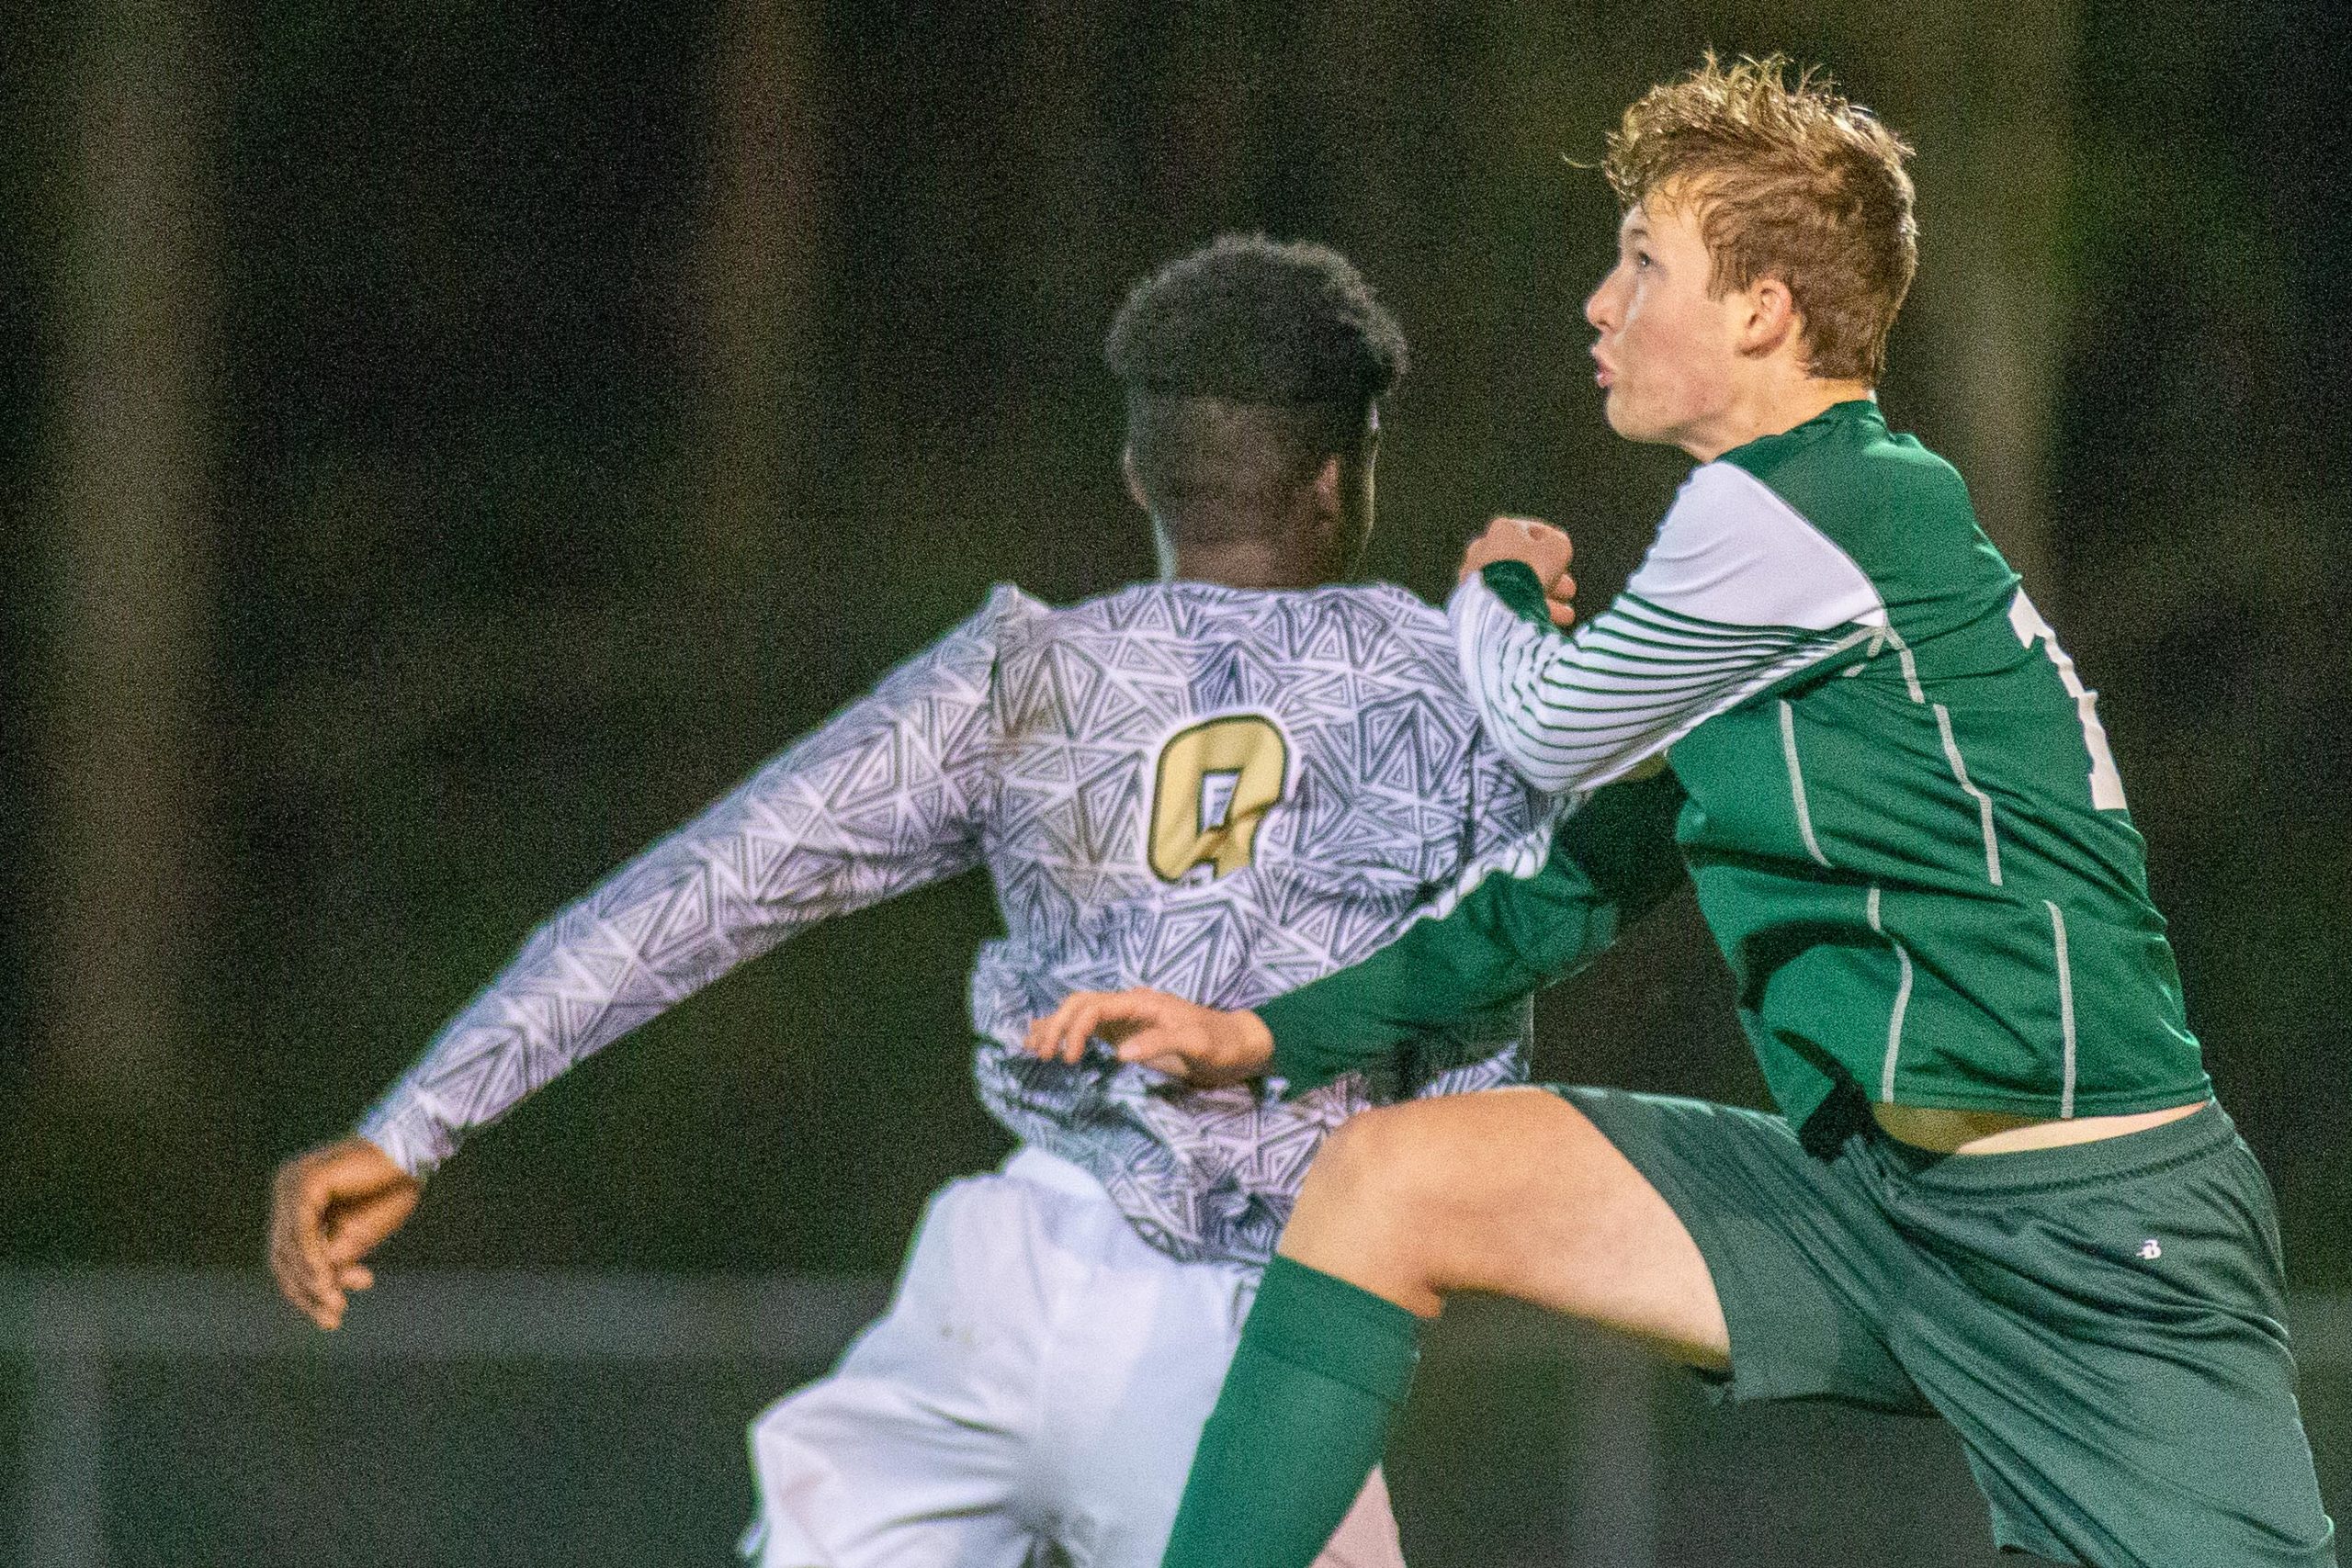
[1164,541,1337,591]
[1677,375,1876,462]
[1159,527,1343,592]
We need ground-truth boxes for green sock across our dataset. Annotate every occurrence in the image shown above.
[1160,1255,1424,1568]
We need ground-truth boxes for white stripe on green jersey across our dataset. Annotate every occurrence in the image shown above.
[358,580,1552,1268]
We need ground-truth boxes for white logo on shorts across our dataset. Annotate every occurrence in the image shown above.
[2138,1238,2163,1260]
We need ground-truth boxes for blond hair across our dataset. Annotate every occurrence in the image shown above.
[1603,54,1917,383]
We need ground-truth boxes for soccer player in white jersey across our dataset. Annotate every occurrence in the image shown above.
[267,235,1576,1567]
[1036,61,2332,1568]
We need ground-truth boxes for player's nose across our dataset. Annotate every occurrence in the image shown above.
[1583,270,1620,332]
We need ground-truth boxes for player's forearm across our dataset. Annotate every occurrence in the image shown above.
[356,863,770,1176]
[354,604,1004,1176]
[356,789,945,1174]
[1263,768,1688,1092]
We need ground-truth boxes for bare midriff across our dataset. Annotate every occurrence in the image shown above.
[1872,1100,2211,1156]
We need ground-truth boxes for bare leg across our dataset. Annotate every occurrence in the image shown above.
[1156,1087,1730,1568]
[1281,1086,1728,1367]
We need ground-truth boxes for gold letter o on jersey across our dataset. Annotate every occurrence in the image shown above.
[1148,716,1288,882]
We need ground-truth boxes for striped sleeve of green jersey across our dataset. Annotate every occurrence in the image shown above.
[1261,768,1688,1093]
[1452,461,1892,796]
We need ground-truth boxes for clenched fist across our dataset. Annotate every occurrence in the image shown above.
[1460,516,1577,626]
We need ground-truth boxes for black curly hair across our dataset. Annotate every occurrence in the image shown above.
[1105,235,1407,542]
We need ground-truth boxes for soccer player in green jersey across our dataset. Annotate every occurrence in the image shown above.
[1027,57,2335,1568]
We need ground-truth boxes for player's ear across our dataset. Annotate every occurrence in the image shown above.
[1311,454,1342,519]
[1300,454,1349,549]
[1741,276,1801,360]
[1121,446,1149,513]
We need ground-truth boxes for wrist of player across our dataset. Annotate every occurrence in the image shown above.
[1221,1009,1274,1075]
[1116,1006,1272,1086]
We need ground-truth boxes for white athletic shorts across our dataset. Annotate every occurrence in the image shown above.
[741,1145,1407,1568]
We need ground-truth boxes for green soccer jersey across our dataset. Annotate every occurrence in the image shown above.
[1262,399,2210,1129]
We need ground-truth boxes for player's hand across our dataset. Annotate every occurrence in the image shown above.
[1460,516,1576,626]
[268,1136,422,1331]
[1023,988,1276,1089]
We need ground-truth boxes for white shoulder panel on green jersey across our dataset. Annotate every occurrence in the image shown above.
[1453,460,1887,795]
[1625,462,1886,627]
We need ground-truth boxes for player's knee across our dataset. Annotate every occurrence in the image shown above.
[1300,1102,1452,1230]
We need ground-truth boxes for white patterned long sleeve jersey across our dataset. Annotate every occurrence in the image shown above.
[362,580,1555,1266]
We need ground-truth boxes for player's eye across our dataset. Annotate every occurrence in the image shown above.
[1634,250,1655,269]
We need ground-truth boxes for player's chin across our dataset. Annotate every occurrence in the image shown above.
[1599,389,1651,442]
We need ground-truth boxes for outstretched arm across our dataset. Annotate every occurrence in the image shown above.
[269,592,1012,1326]
[356,603,1003,1176]
[1026,765,1687,1093]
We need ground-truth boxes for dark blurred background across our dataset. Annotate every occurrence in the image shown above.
[2,0,2347,1562]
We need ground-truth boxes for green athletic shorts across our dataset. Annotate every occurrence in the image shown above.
[1554,1085,2336,1567]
